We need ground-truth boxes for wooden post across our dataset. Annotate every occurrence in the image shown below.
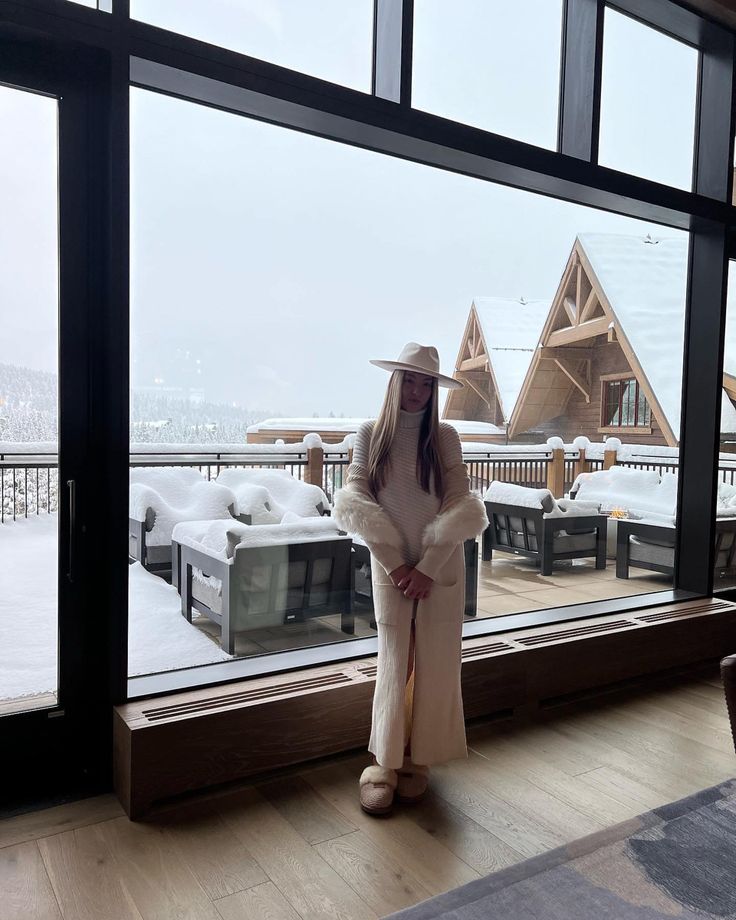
[305,446,324,487]
[575,447,589,478]
[603,449,617,470]
[347,447,353,466]
[547,448,565,498]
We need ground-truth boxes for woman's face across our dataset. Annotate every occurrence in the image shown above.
[401,372,434,412]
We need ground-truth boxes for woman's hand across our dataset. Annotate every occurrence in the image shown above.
[397,568,434,600]
[389,564,413,589]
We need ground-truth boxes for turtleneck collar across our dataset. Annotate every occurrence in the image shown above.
[399,408,425,429]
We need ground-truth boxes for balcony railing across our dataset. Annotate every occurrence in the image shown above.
[3,438,736,523]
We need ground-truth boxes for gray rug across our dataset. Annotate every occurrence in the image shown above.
[387,778,736,919]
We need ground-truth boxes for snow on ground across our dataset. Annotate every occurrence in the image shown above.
[0,514,230,702]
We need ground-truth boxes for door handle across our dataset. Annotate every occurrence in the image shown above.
[67,479,75,583]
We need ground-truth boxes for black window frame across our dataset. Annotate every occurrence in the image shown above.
[1,0,734,705]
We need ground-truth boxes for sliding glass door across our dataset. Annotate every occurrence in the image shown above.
[0,46,104,802]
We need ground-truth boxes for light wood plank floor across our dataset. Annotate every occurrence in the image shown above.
[3,671,734,920]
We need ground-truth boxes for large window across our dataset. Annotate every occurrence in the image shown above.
[598,7,699,190]
[0,85,60,714]
[129,81,688,686]
[412,0,564,150]
[130,0,374,92]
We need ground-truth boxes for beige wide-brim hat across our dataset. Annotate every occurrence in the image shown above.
[370,342,463,389]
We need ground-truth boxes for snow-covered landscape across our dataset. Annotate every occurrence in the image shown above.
[0,514,231,704]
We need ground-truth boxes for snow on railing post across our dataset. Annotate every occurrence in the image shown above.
[303,433,324,487]
[603,437,621,470]
[545,437,565,498]
[573,436,590,479]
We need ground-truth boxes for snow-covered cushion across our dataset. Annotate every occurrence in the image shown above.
[130,468,238,546]
[548,498,601,517]
[217,468,330,520]
[230,482,280,525]
[572,468,676,517]
[483,481,555,512]
[174,517,346,563]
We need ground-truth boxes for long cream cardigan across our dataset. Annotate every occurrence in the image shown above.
[333,441,488,766]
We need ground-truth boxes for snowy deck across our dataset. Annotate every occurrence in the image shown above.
[1,514,670,712]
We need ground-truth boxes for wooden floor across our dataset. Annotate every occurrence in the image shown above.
[2,669,734,920]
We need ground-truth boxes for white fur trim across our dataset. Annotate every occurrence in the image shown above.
[332,488,403,549]
[422,492,488,547]
[359,765,398,788]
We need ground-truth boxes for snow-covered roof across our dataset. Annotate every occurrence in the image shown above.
[578,232,736,439]
[446,419,506,435]
[247,417,368,432]
[721,393,736,434]
[472,298,549,421]
[578,233,688,437]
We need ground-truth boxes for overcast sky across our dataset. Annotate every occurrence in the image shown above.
[2,2,702,420]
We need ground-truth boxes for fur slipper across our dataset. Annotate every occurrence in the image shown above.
[396,758,430,803]
[359,765,398,815]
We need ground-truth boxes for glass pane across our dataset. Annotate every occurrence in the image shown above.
[620,379,636,426]
[0,85,59,714]
[412,0,563,150]
[604,381,621,426]
[130,0,374,93]
[715,261,736,592]
[130,86,687,686]
[599,7,698,190]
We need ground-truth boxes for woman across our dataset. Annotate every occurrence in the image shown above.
[333,342,488,815]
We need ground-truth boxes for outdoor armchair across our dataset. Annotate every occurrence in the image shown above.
[129,467,238,575]
[482,481,607,575]
[216,468,330,522]
[173,516,353,652]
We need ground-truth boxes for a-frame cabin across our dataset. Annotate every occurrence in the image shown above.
[443,297,549,439]
[506,233,736,446]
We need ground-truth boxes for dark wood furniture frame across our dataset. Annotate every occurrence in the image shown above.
[617,518,736,581]
[482,501,607,575]
[350,538,479,619]
[177,538,354,653]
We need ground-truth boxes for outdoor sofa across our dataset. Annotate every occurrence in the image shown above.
[173,516,353,652]
[129,467,238,576]
[216,468,330,523]
[571,467,736,582]
[482,481,607,575]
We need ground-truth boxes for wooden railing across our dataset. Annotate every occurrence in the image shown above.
[5,441,736,523]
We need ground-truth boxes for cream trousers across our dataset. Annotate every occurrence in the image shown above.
[368,547,468,769]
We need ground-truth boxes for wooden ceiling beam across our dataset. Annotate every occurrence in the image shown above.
[554,358,591,403]
[580,288,599,322]
[539,346,594,362]
[563,296,577,325]
[547,316,610,347]
[458,355,489,371]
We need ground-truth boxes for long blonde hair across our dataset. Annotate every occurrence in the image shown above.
[368,370,444,498]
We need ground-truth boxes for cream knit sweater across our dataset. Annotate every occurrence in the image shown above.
[349,411,470,579]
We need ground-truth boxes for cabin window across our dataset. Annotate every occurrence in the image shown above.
[602,378,651,428]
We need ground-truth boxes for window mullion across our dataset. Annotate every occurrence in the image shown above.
[558,0,604,160]
[373,0,413,105]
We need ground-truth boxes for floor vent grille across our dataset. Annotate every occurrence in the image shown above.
[514,619,635,646]
[462,641,516,659]
[142,673,352,722]
[635,602,731,624]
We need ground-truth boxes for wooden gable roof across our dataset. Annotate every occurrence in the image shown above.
[444,297,549,426]
[509,236,679,445]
